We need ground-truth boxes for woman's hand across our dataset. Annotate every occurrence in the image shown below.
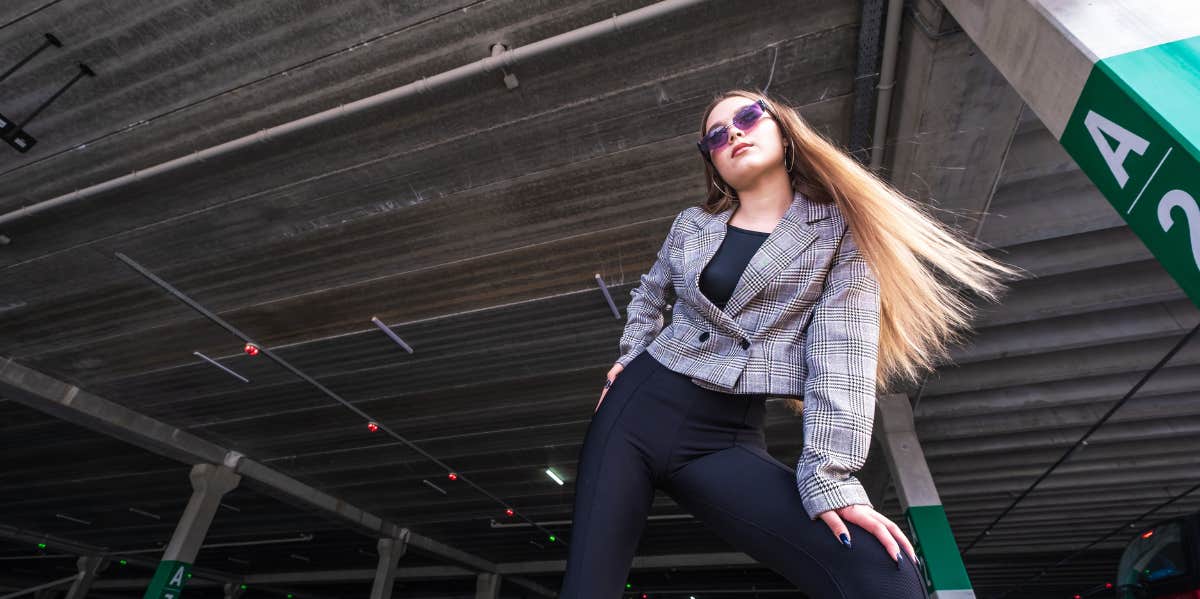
[596,363,624,413]
[817,504,919,567]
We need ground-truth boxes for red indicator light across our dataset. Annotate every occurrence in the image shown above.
[1105,582,1113,588]
[448,472,458,481]
[367,421,379,433]
[505,508,514,517]
[1142,529,1155,539]
[243,343,259,356]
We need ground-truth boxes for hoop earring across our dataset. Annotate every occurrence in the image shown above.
[711,175,734,199]
[784,143,795,173]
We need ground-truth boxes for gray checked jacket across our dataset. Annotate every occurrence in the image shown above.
[615,190,881,520]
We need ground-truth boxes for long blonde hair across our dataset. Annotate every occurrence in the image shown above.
[698,89,1022,415]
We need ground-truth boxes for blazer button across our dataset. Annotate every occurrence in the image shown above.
[740,338,750,350]
[698,331,709,342]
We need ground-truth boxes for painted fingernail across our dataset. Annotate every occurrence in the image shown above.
[895,551,904,569]
[839,533,851,549]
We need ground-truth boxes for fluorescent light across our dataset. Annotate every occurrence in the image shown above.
[545,468,564,486]
[128,507,161,520]
[422,479,447,495]
[371,316,414,353]
[55,513,91,525]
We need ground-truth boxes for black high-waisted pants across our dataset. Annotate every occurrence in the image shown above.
[560,350,926,598]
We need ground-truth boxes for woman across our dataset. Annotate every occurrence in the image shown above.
[560,89,1018,598]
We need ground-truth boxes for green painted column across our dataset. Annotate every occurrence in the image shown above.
[876,393,974,598]
[143,561,193,599]
[939,0,1200,308]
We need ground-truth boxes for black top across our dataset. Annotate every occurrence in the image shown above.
[699,223,771,310]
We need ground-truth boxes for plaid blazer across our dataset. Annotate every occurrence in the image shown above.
[615,190,881,520]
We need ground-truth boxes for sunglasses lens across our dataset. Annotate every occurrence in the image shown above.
[700,102,767,155]
[701,126,729,153]
[732,103,764,130]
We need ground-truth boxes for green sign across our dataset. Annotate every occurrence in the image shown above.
[143,560,191,599]
[1061,35,1200,307]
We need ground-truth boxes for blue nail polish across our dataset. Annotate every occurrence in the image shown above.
[895,552,904,569]
[839,533,851,549]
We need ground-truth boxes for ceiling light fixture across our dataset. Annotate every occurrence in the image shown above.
[593,273,622,319]
[194,351,249,383]
[370,316,413,353]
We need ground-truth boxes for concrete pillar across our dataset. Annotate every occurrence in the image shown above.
[475,572,501,599]
[222,581,245,599]
[143,464,240,599]
[368,536,408,599]
[164,464,241,562]
[939,0,1200,306]
[875,393,974,599]
[63,555,107,599]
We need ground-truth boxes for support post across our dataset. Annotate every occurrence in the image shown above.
[63,555,107,599]
[939,0,1200,307]
[875,393,974,598]
[143,463,241,599]
[222,581,245,599]
[475,572,501,599]
[368,536,408,599]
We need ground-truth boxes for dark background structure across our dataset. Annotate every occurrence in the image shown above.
[2,1,1198,597]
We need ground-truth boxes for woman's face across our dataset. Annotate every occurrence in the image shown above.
[704,97,787,190]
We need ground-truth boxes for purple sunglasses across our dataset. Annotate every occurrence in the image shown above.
[697,99,774,161]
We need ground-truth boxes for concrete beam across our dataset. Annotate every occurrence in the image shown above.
[0,577,79,599]
[938,0,1198,139]
[93,551,766,587]
[0,355,495,574]
[0,524,235,585]
[882,0,1025,238]
[938,0,1200,307]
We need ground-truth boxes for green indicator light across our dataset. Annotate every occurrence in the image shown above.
[186,573,192,578]
[626,583,632,589]
[37,543,46,549]
[548,534,556,542]
[119,559,128,565]
[287,595,294,598]
[240,584,248,590]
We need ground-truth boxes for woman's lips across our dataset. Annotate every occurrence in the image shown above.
[732,145,753,157]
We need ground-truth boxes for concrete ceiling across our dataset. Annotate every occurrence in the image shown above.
[2,0,1198,598]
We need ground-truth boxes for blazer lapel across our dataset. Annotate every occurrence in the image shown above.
[681,191,833,328]
[680,207,736,331]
